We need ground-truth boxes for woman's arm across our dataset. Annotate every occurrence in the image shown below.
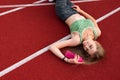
[49,37,84,64]
[49,38,78,60]
[49,39,74,60]
[72,5,101,37]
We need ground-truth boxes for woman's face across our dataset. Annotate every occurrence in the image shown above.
[83,39,97,55]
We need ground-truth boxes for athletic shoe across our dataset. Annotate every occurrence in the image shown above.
[48,0,55,2]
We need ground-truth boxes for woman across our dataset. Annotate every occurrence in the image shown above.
[49,0,105,64]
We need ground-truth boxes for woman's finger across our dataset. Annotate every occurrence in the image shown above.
[72,5,78,9]
[74,54,78,60]
[76,62,85,64]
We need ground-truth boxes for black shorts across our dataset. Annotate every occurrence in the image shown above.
[55,0,78,21]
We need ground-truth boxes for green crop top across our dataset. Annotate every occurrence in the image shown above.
[70,19,98,44]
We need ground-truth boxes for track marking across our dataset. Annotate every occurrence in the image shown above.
[0,0,97,16]
[0,0,46,16]
[96,7,120,22]
[0,7,119,77]
[0,0,100,8]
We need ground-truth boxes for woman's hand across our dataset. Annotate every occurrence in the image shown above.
[72,5,82,12]
[66,54,85,64]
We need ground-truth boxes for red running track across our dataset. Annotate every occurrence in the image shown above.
[0,0,120,80]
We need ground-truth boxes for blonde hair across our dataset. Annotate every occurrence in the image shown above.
[63,41,105,64]
[84,41,105,64]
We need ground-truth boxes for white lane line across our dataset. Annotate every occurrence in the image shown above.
[0,0,100,16]
[0,7,119,77]
[96,7,120,22]
[0,0,100,8]
[0,0,46,16]
[0,35,71,77]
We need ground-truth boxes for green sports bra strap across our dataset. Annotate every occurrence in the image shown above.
[93,27,98,39]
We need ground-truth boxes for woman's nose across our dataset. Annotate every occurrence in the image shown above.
[86,45,89,49]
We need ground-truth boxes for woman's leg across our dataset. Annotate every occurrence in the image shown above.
[55,0,73,8]
[67,0,74,7]
[55,0,68,9]
[55,0,77,21]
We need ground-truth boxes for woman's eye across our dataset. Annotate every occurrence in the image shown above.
[85,48,88,51]
[89,45,93,49]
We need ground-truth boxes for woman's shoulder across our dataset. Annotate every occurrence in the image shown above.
[71,32,81,45]
[93,27,101,39]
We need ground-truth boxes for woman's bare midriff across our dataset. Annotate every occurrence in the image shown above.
[65,13,85,27]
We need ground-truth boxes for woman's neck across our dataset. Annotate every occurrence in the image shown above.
[83,29,94,41]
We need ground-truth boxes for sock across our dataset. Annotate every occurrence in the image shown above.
[48,0,55,2]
